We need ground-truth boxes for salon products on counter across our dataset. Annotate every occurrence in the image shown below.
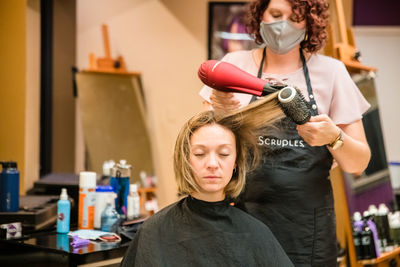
[78,172,97,229]
[101,195,119,232]
[363,211,380,258]
[0,161,20,212]
[94,186,115,229]
[351,203,400,260]
[127,184,140,220]
[110,160,131,215]
[353,212,364,260]
[377,204,392,248]
[352,211,380,260]
[368,204,389,252]
[102,160,115,177]
[0,222,21,239]
[389,211,400,246]
[57,188,71,234]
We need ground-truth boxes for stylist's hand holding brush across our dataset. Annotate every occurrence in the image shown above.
[296,114,339,146]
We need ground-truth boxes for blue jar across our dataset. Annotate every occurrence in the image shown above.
[0,161,20,212]
[101,199,119,232]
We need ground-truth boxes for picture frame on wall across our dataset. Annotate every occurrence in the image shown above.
[208,1,258,60]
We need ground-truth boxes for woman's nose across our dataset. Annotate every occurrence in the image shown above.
[206,153,218,168]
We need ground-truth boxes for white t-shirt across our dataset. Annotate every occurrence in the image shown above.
[199,50,370,125]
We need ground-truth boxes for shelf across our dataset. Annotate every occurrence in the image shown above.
[81,69,141,76]
[138,187,156,194]
[358,246,400,265]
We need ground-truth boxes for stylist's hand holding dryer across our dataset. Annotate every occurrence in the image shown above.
[200,0,371,266]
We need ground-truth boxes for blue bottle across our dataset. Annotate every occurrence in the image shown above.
[101,196,119,232]
[110,160,131,215]
[0,161,20,212]
[57,188,71,234]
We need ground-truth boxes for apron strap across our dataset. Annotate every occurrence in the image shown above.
[251,47,317,116]
[250,47,266,103]
[257,47,266,79]
[300,49,318,116]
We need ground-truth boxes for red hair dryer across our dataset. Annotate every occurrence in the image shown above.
[198,60,311,125]
[198,60,285,96]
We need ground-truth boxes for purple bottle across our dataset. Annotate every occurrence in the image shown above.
[362,211,380,259]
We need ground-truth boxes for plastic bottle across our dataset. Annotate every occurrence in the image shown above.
[361,222,377,259]
[127,184,140,220]
[362,211,380,258]
[389,211,400,246]
[57,188,70,234]
[353,212,364,260]
[368,204,386,252]
[94,185,115,229]
[0,161,20,212]
[78,171,97,229]
[110,160,131,216]
[377,204,392,248]
[101,195,119,232]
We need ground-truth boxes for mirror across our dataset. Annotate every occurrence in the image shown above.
[344,73,395,216]
[75,71,154,182]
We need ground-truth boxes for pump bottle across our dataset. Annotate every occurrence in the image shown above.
[57,188,71,234]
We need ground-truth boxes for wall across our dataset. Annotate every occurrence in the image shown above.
[0,0,27,193]
[0,0,41,194]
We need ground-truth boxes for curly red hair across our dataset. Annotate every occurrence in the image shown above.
[245,0,329,53]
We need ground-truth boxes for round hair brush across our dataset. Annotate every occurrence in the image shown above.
[278,86,311,125]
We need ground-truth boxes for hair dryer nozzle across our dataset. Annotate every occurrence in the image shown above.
[278,87,311,125]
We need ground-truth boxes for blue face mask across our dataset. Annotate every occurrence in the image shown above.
[260,20,306,54]
[69,229,112,240]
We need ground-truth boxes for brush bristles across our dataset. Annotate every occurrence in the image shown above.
[279,88,311,125]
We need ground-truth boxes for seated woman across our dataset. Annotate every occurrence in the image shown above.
[121,93,293,266]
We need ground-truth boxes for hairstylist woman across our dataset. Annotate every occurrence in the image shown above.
[199,0,371,266]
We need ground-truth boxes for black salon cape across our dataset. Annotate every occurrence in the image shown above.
[121,196,293,267]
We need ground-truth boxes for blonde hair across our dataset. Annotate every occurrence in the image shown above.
[174,92,283,198]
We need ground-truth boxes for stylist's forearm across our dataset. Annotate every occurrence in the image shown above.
[328,131,371,174]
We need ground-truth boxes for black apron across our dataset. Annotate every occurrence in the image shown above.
[238,48,337,266]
